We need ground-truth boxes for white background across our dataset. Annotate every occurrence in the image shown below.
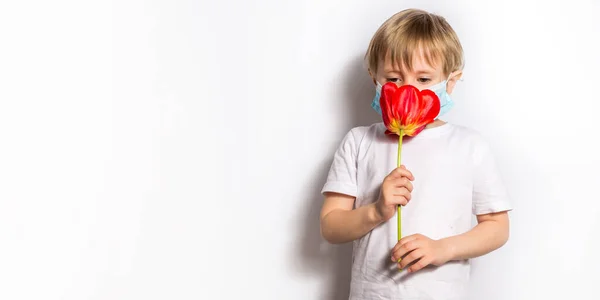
[1,0,599,299]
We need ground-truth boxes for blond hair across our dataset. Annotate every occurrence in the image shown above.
[365,9,464,76]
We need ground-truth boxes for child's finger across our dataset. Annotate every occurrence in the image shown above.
[388,175,414,191]
[392,177,413,192]
[392,236,420,258]
[398,249,424,269]
[408,256,432,273]
[391,195,408,206]
[399,165,414,179]
[392,187,411,199]
[388,167,414,181]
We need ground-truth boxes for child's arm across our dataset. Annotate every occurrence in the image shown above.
[320,193,381,244]
[440,133,511,261]
[441,211,509,261]
[390,211,509,272]
[321,166,415,244]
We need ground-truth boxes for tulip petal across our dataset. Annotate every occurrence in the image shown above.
[378,83,441,137]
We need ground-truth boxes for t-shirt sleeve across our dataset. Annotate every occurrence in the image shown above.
[472,136,513,215]
[321,129,359,198]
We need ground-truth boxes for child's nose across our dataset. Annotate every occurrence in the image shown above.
[404,79,420,86]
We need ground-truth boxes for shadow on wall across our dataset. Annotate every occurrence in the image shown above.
[344,55,381,128]
[296,55,379,300]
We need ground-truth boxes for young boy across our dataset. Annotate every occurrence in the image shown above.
[320,8,512,300]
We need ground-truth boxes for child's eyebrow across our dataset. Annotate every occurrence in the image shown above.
[413,69,436,75]
[384,68,436,76]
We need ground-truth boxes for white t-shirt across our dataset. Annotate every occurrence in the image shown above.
[321,122,512,300]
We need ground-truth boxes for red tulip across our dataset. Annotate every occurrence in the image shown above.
[378,82,441,242]
[379,82,441,137]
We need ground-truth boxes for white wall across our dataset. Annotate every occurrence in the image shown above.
[1,0,599,299]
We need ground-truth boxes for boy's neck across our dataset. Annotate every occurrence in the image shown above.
[426,119,447,129]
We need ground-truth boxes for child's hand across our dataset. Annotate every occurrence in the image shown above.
[390,234,452,273]
[374,165,414,222]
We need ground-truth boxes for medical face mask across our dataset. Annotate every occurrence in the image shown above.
[371,77,454,119]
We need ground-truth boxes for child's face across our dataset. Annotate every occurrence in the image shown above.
[370,52,461,94]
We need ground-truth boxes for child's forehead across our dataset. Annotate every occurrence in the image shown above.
[379,49,442,74]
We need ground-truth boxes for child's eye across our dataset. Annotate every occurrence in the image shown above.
[418,78,431,83]
[386,78,401,83]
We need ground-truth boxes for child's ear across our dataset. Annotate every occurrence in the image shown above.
[368,68,377,85]
[446,70,463,94]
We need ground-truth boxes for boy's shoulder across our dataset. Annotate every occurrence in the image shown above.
[446,123,488,140]
[446,123,500,164]
[449,123,495,146]
[336,122,382,144]
[344,122,382,137]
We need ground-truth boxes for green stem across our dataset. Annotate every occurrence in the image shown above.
[397,130,403,241]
